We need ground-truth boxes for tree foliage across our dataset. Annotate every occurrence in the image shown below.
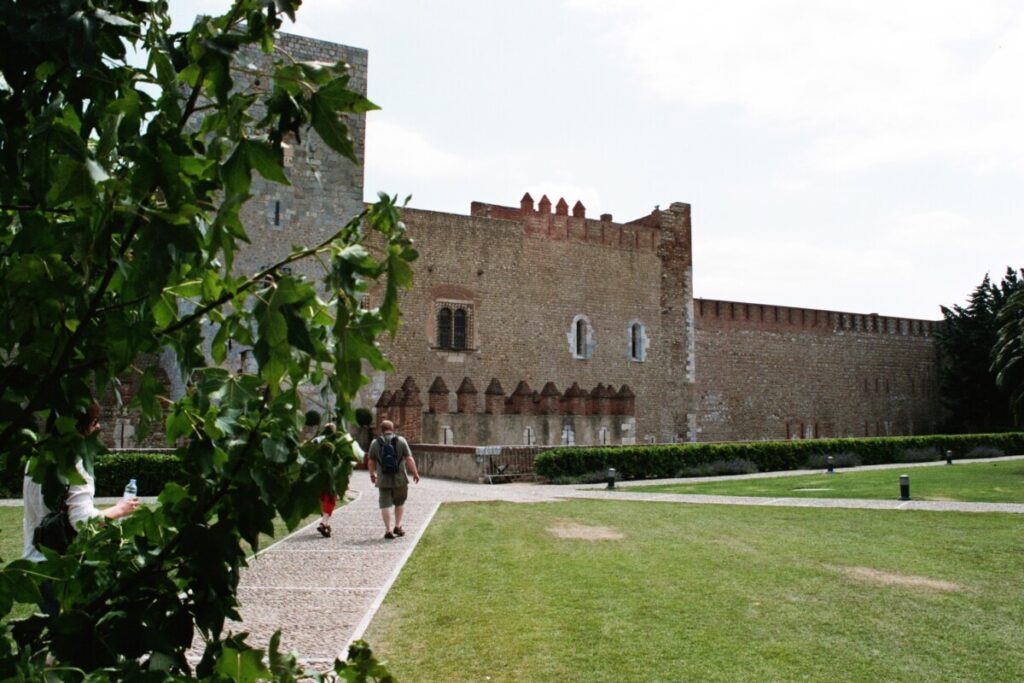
[0,0,413,679]
[993,286,1024,425]
[936,268,1023,432]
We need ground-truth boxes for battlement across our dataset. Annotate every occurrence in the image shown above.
[695,298,939,337]
[468,193,691,253]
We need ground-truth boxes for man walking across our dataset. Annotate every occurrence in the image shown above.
[367,419,420,539]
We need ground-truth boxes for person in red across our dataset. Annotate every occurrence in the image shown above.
[314,422,363,538]
[317,492,337,538]
[315,423,339,538]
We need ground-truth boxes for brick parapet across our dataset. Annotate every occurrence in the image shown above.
[696,298,940,337]
[462,199,662,253]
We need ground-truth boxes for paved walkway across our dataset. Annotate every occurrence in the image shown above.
[231,459,1024,664]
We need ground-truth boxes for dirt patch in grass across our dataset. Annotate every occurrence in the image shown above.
[831,565,962,592]
[547,521,624,541]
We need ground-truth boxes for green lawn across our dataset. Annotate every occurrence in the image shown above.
[0,505,317,619]
[0,505,317,564]
[622,459,1024,503]
[0,507,23,564]
[365,500,1024,682]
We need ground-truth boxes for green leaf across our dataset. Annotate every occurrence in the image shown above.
[215,645,272,683]
[310,92,355,162]
[92,8,136,27]
[222,142,252,197]
[152,294,176,329]
[246,141,290,184]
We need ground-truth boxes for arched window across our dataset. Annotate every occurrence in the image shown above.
[626,320,647,361]
[453,308,467,350]
[435,300,474,351]
[568,314,593,359]
[437,307,452,349]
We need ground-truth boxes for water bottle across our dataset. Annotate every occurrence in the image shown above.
[123,478,138,499]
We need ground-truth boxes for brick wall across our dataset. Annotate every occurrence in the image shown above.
[118,30,948,450]
[361,196,696,443]
[694,298,942,441]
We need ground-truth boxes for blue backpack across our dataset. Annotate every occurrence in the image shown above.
[378,436,400,475]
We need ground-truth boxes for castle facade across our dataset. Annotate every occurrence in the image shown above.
[114,32,941,448]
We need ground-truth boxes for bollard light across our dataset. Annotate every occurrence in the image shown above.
[606,467,616,490]
[899,474,910,501]
[826,455,835,475]
[946,450,953,465]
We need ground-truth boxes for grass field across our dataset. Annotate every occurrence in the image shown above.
[622,459,1024,503]
[0,504,318,619]
[365,500,1024,682]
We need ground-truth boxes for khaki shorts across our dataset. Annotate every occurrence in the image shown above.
[378,485,408,509]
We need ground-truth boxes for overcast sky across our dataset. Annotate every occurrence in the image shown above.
[172,1,1024,320]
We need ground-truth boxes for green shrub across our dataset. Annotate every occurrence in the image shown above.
[966,446,1005,459]
[1,452,184,498]
[804,452,861,469]
[547,470,611,485]
[676,458,759,477]
[535,433,1024,481]
[94,452,185,496]
[899,447,941,463]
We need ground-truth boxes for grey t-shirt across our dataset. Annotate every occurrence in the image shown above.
[367,434,412,488]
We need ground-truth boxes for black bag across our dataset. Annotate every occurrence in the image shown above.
[33,487,76,554]
[379,436,400,475]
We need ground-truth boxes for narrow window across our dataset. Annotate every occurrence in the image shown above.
[274,200,281,226]
[453,308,467,350]
[523,427,535,446]
[625,320,647,362]
[599,427,609,445]
[438,307,452,349]
[568,314,593,359]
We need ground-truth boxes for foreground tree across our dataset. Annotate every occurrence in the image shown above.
[936,268,1023,432]
[0,0,413,679]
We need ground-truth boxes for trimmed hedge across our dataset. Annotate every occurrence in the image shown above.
[534,432,1024,481]
[1,452,185,498]
[93,453,186,497]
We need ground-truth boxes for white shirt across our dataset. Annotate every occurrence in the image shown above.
[22,460,102,562]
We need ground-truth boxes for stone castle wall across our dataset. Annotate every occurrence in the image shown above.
[361,196,696,444]
[694,298,942,441]
[233,33,368,282]
[103,31,947,449]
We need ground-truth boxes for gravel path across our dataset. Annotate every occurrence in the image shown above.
[230,460,1023,665]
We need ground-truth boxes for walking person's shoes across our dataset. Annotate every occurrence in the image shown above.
[384,530,395,540]
[393,526,405,537]
[324,525,332,538]
[317,523,329,538]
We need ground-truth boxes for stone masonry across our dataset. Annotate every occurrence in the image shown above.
[102,30,946,448]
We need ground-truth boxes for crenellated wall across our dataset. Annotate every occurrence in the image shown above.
[376,376,637,446]
[116,30,946,451]
[694,298,942,442]
[361,195,696,444]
